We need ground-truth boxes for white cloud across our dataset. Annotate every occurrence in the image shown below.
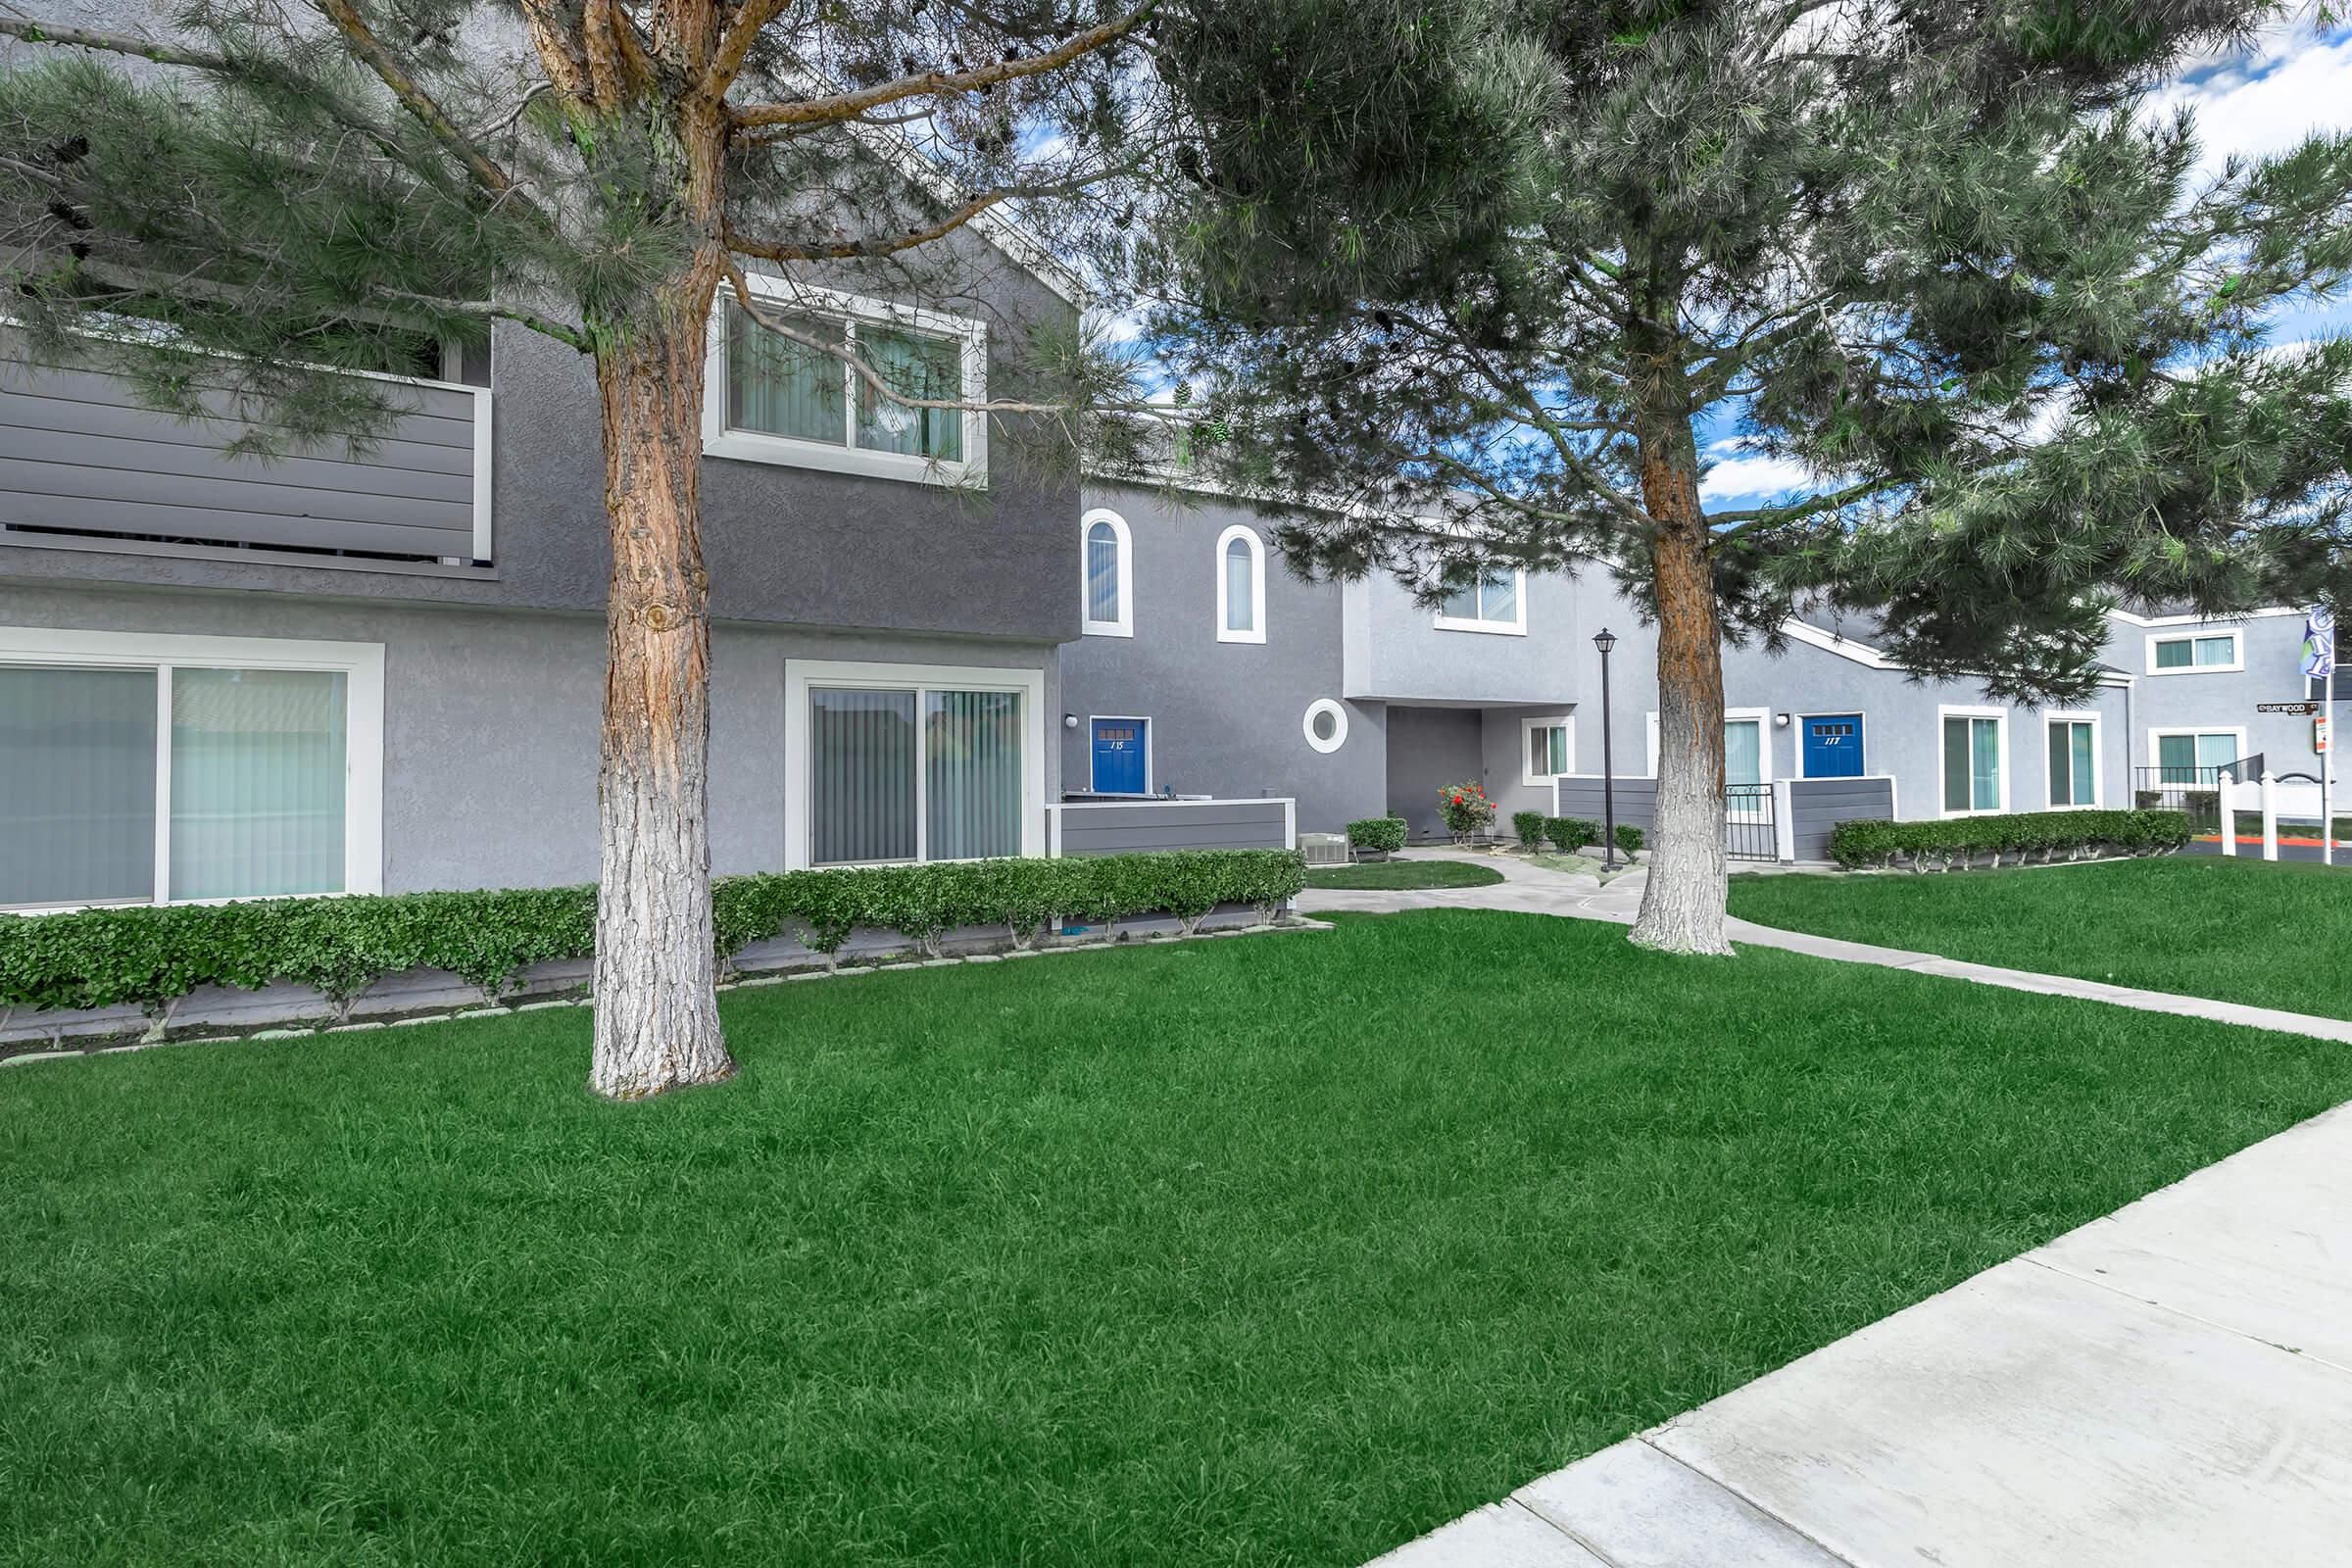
[2148,24,2352,174]
[1698,449,1826,504]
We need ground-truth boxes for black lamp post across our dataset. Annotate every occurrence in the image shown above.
[1593,627,1619,869]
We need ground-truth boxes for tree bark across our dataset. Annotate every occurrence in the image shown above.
[585,280,738,1099]
[1627,416,1735,956]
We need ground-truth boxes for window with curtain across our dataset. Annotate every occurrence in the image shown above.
[809,689,919,865]
[808,683,1026,865]
[726,302,845,446]
[2154,732,2241,784]
[2047,719,2096,807]
[1725,718,1764,788]
[1942,714,2003,811]
[1085,520,1122,627]
[723,295,967,463]
[1439,570,1522,627]
[170,668,349,900]
[0,665,158,907]
[0,662,350,907]
[925,691,1023,860]
[1526,721,1571,779]
[856,325,963,461]
[1224,536,1256,633]
[2152,633,2236,670]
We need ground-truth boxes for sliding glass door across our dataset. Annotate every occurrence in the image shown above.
[796,662,1039,867]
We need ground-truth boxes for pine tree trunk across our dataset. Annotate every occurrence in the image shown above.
[1627,421,1735,956]
[585,287,737,1100]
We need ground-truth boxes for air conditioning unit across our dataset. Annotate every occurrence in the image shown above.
[1299,832,1350,867]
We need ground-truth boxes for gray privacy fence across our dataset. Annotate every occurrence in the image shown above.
[1554,776,1657,832]
[1049,798,1297,857]
[1555,774,1895,862]
[1785,776,1896,861]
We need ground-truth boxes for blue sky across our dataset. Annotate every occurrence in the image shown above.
[1696,20,2352,508]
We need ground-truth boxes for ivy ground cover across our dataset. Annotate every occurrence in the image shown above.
[7,909,2349,1566]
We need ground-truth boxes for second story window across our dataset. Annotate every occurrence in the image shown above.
[704,279,986,487]
[1081,510,1133,637]
[1435,568,1526,635]
[2146,630,2240,673]
[1217,525,1266,644]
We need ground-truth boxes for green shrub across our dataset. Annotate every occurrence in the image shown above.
[1510,809,1547,849]
[1543,816,1597,853]
[1346,815,1407,855]
[0,852,1310,1021]
[1826,809,2192,871]
[1614,824,1644,856]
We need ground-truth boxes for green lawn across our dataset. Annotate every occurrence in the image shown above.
[1304,858,1505,890]
[1731,856,2352,1020]
[7,910,2349,1567]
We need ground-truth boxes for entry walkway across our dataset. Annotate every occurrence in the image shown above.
[1314,852,2352,1564]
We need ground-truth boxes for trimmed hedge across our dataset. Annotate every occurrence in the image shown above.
[1346,815,1408,855]
[0,851,1307,1024]
[1511,809,1547,849]
[1827,809,2192,871]
[1614,824,1644,856]
[1544,816,1598,853]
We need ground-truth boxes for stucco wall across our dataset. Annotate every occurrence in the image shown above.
[0,583,1060,893]
[1342,570,1587,706]
[1056,482,1388,836]
[2102,612,2322,778]
[1384,706,1483,838]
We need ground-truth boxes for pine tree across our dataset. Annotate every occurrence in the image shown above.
[1152,0,2352,953]
[0,0,1170,1097]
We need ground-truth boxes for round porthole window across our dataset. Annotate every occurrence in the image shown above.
[1302,698,1348,754]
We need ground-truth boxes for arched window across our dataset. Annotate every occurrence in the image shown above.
[1216,524,1266,644]
[1080,509,1132,637]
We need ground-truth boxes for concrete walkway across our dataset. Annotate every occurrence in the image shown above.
[1371,1099,2352,1567]
[1314,850,2352,1564]
[1301,850,2352,1045]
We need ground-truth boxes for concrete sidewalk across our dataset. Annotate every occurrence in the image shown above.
[1319,852,2352,1564]
[1371,1099,2352,1566]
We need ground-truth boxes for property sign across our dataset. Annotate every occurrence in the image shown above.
[2258,701,2321,714]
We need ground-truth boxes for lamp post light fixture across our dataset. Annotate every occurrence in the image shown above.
[1592,627,1620,869]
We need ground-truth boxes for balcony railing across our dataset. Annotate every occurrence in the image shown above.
[0,337,491,570]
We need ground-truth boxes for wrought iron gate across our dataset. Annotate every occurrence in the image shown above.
[1726,783,1777,861]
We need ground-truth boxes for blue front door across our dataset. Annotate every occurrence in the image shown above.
[1092,718,1149,795]
[1802,714,1864,778]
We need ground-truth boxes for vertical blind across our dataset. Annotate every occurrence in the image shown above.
[170,667,348,900]
[1086,521,1121,624]
[1529,724,1569,776]
[1224,537,1254,631]
[856,325,962,461]
[2048,720,2095,806]
[0,665,158,907]
[926,691,1023,860]
[1942,716,2001,811]
[810,689,919,865]
[727,302,846,446]
[1724,719,1764,787]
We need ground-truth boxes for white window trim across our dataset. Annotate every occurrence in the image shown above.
[1086,713,1153,795]
[1079,508,1134,638]
[703,275,988,488]
[782,658,1046,870]
[1215,523,1267,644]
[1520,714,1575,786]
[1795,710,1868,780]
[2043,710,2103,809]
[1937,704,2010,817]
[1433,568,1528,636]
[2143,629,2243,675]
[2146,726,2250,774]
[0,624,385,910]
[1302,698,1349,754]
